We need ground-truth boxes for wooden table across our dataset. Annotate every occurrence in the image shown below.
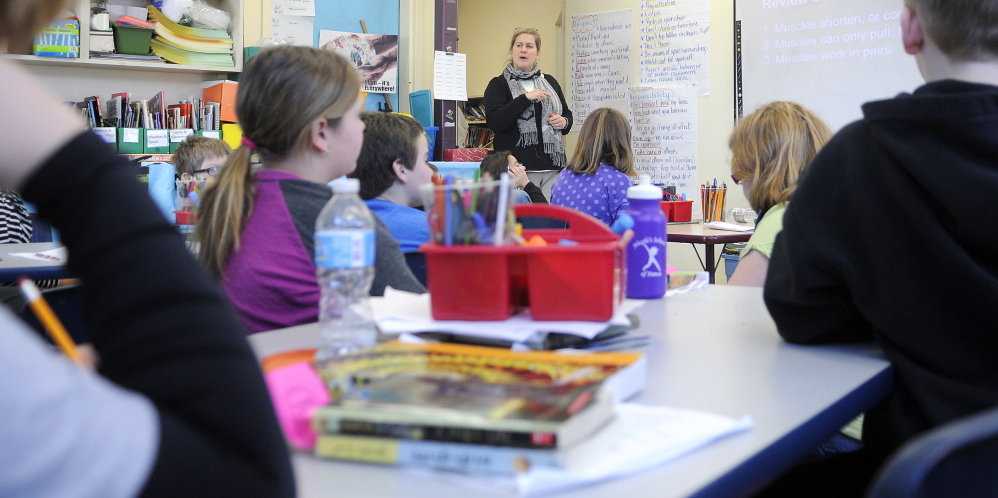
[248,286,893,497]
[667,222,754,283]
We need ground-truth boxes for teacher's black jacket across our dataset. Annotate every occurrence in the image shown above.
[765,79,998,463]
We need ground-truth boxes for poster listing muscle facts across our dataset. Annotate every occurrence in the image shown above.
[639,0,710,95]
[737,0,923,130]
[570,9,633,130]
[630,86,698,200]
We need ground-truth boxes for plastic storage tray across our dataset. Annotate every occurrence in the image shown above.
[421,204,625,321]
[112,24,153,55]
[661,200,693,222]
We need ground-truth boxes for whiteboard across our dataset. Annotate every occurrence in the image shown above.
[735,0,924,131]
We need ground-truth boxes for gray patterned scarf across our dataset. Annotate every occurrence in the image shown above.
[503,63,566,169]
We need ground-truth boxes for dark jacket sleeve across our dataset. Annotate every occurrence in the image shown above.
[545,74,573,135]
[21,132,295,497]
[523,182,548,203]
[484,75,534,134]
[763,132,876,345]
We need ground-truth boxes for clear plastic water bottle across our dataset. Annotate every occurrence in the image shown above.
[314,178,377,374]
[626,175,667,299]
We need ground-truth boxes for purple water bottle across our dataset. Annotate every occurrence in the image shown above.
[626,175,667,299]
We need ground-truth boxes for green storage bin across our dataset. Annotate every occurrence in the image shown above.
[144,129,171,154]
[117,127,144,154]
[112,24,153,55]
[196,130,222,140]
[169,129,195,153]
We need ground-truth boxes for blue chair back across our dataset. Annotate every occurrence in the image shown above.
[404,252,427,288]
[867,406,998,497]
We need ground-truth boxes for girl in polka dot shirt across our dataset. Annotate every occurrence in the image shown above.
[550,107,636,226]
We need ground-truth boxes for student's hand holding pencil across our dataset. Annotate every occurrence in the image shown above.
[18,277,93,371]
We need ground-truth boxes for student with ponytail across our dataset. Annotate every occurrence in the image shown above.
[196,46,424,334]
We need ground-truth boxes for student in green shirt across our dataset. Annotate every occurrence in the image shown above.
[726,101,831,286]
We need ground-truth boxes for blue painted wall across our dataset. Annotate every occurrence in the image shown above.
[313,0,400,111]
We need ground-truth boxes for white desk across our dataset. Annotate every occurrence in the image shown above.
[0,242,67,281]
[248,286,892,497]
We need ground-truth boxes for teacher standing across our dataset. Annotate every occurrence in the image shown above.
[485,28,573,199]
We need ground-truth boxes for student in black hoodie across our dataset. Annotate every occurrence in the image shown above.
[761,0,998,494]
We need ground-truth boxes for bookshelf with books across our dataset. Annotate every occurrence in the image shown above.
[457,97,494,149]
[3,0,243,74]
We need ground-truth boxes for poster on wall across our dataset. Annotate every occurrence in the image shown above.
[629,86,698,200]
[639,0,710,95]
[570,9,633,130]
[319,30,398,94]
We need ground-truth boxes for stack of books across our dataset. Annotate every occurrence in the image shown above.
[310,342,645,475]
[147,6,233,67]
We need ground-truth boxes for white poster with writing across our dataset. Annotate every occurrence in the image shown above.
[570,9,633,130]
[272,15,315,46]
[272,0,315,17]
[433,51,468,101]
[640,0,710,95]
[630,86,698,199]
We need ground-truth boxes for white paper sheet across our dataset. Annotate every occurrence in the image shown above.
[570,9,633,130]
[272,15,315,47]
[412,403,752,496]
[374,288,643,343]
[272,0,315,17]
[640,0,711,94]
[630,86,698,201]
[704,221,755,232]
[10,247,68,263]
[433,51,468,102]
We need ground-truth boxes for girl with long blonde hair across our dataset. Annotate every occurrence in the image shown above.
[727,101,831,286]
[196,46,423,333]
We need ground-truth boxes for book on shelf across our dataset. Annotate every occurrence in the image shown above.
[463,101,486,121]
[310,341,645,449]
[464,126,494,148]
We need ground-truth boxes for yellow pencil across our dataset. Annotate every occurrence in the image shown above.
[18,277,84,369]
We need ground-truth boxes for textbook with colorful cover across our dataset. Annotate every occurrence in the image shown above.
[308,341,646,467]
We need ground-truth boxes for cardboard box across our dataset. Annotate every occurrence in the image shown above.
[203,80,239,123]
[89,31,114,54]
[442,148,489,162]
[33,19,80,58]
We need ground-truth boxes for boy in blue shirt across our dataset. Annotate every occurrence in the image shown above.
[349,112,434,253]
